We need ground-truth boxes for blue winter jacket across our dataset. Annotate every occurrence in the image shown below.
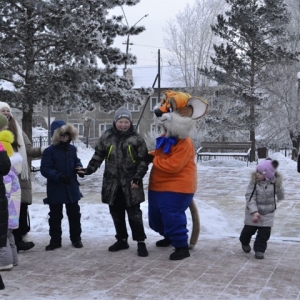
[40,143,83,205]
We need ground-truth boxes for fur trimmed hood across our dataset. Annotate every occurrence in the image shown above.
[52,123,78,145]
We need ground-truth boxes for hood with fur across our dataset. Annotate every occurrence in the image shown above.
[52,123,78,145]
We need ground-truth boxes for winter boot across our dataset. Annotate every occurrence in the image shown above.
[169,246,190,261]
[255,251,264,259]
[156,238,171,247]
[108,239,129,252]
[137,242,148,257]
[17,241,35,252]
[0,275,4,290]
[45,242,62,251]
[241,244,251,253]
[72,240,83,248]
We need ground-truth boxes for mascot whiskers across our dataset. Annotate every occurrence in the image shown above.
[146,90,208,260]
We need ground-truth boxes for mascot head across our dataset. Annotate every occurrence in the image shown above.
[153,90,209,138]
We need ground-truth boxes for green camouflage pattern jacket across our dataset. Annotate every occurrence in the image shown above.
[86,124,148,207]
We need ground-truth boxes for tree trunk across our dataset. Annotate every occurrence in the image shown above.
[22,109,33,142]
[249,104,256,162]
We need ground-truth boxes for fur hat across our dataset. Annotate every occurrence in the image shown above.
[0,130,14,157]
[51,120,66,137]
[0,114,8,130]
[114,107,132,123]
[257,159,279,181]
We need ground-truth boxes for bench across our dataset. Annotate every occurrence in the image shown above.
[196,142,252,166]
[31,166,40,173]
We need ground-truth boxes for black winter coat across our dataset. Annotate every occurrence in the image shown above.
[0,150,11,247]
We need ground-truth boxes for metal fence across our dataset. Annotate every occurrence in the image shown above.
[32,137,294,158]
[32,136,98,149]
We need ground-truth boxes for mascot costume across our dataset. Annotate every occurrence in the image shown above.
[146,90,208,260]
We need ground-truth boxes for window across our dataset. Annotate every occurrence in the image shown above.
[73,123,84,136]
[125,103,140,112]
[99,123,113,135]
[150,97,160,111]
[52,104,63,112]
[151,124,161,134]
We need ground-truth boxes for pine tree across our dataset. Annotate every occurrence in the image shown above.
[0,0,146,139]
[201,0,298,161]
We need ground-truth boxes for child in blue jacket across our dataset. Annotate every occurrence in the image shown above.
[41,121,83,251]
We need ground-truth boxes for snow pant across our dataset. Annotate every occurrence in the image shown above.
[48,203,82,244]
[148,190,193,248]
[239,225,271,253]
[109,186,146,242]
[0,230,18,267]
[13,203,30,245]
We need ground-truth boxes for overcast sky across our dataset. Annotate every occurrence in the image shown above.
[111,0,196,68]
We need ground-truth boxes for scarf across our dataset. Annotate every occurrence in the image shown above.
[155,136,178,154]
[15,121,29,180]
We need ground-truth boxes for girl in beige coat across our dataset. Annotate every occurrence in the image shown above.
[239,159,284,259]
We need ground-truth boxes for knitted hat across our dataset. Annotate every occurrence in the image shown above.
[51,120,66,137]
[114,107,132,123]
[256,159,279,181]
[0,114,8,130]
[0,130,14,157]
[0,102,11,111]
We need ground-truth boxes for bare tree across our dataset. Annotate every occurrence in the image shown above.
[163,0,225,91]
[256,0,300,159]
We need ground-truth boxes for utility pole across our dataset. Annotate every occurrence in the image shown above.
[122,14,148,76]
[158,49,161,102]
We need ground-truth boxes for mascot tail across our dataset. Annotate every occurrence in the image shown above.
[189,199,200,249]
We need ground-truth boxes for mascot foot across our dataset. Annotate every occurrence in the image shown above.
[108,239,129,252]
[169,246,190,261]
[156,238,171,247]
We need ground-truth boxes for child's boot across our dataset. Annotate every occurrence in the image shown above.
[137,242,148,257]
[108,239,129,252]
[0,275,5,290]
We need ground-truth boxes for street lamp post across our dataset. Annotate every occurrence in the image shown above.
[123,14,148,74]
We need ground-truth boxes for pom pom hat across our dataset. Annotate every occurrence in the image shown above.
[0,130,14,157]
[114,107,132,123]
[256,159,279,181]
[0,114,8,130]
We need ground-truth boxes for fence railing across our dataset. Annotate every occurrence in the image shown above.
[32,137,294,157]
[32,136,98,149]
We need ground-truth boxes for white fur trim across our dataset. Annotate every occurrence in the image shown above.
[15,121,29,180]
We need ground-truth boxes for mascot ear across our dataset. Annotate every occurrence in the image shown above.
[187,97,209,120]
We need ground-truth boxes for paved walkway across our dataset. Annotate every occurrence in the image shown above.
[1,234,300,299]
[1,160,300,299]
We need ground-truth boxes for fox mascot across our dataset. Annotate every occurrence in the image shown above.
[146,90,208,260]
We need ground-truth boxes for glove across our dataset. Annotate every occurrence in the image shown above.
[144,153,154,163]
[132,178,140,186]
[60,174,71,185]
[76,168,87,178]
[251,212,261,223]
